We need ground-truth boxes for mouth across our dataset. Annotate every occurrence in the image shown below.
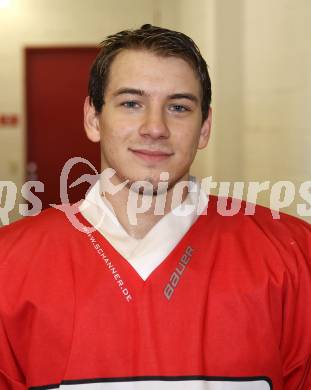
[129,148,174,162]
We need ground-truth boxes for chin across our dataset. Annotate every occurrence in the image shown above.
[125,176,158,191]
[115,165,188,193]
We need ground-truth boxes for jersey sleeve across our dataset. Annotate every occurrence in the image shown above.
[298,364,311,390]
[0,222,26,388]
[0,317,26,389]
[279,218,311,389]
[0,211,76,388]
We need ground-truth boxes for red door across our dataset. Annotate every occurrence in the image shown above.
[26,47,100,209]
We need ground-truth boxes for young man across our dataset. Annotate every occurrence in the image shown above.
[0,25,310,390]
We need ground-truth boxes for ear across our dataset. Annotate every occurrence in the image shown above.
[198,107,212,150]
[84,96,101,143]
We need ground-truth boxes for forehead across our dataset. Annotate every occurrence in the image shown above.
[105,49,201,97]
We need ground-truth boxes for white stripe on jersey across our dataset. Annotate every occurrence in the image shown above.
[59,379,270,389]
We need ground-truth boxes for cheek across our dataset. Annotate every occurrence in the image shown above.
[101,115,137,143]
[176,131,200,156]
[171,116,202,146]
[99,123,133,165]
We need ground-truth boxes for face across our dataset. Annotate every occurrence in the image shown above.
[84,49,211,193]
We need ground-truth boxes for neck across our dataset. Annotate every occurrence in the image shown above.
[99,173,190,239]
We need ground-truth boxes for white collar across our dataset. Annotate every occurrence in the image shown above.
[79,178,208,280]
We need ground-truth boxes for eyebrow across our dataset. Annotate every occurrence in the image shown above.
[112,88,199,104]
[112,88,145,97]
[167,93,199,104]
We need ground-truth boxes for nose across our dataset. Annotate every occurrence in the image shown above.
[139,106,170,139]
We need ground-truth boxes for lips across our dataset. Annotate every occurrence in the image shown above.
[129,148,173,162]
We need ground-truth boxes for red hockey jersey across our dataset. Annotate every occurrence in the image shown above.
[0,199,311,389]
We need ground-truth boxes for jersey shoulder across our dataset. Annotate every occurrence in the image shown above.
[201,195,311,277]
[0,207,76,255]
[0,207,87,314]
[0,207,88,284]
[206,194,311,242]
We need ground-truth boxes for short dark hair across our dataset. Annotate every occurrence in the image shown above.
[88,24,212,121]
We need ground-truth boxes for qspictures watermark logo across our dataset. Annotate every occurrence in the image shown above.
[1,157,311,228]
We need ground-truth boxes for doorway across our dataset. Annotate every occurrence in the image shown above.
[25,47,100,209]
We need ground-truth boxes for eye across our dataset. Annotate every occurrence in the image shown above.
[169,104,190,113]
[121,101,141,109]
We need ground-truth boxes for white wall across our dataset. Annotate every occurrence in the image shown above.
[243,0,311,219]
